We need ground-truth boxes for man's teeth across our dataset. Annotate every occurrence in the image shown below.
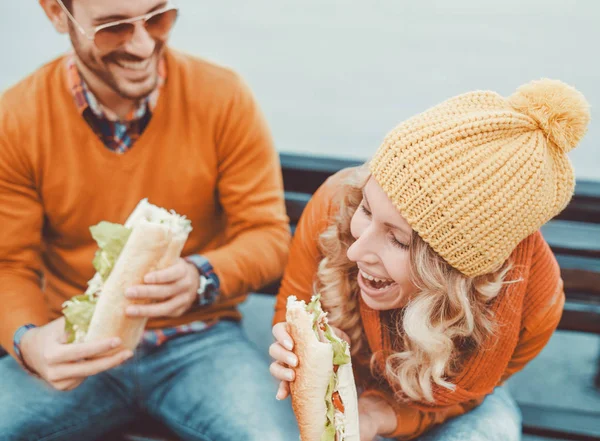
[360,269,393,284]
[116,59,151,70]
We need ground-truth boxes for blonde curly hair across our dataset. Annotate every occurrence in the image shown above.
[317,167,512,403]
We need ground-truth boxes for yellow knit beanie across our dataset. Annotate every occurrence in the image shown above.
[369,79,590,277]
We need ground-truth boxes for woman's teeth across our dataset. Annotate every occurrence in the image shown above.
[116,59,151,71]
[360,270,395,289]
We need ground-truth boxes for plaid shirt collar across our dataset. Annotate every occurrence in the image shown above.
[67,54,166,122]
[66,54,166,153]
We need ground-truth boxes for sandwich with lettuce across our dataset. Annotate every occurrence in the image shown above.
[62,199,192,350]
[286,295,360,441]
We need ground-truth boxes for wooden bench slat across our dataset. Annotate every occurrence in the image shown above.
[561,268,600,298]
[284,192,312,224]
[542,221,600,259]
[558,301,600,334]
[556,255,600,273]
[521,403,600,441]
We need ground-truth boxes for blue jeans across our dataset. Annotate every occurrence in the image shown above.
[379,386,521,441]
[0,320,299,441]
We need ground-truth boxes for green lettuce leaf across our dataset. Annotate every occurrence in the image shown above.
[62,294,98,343]
[323,325,351,366]
[307,294,322,316]
[90,221,131,280]
[306,295,350,439]
[321,372,337,441]
[307,294,351,366]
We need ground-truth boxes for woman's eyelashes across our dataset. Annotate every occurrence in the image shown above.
[359,204,409,250]
[389,234,409,250]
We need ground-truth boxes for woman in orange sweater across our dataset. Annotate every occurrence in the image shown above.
[269,79,590,440]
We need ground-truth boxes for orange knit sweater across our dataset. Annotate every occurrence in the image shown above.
[273,168,565,440]
[0,49,290,359]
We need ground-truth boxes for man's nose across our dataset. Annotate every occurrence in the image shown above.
[124,21,156,59]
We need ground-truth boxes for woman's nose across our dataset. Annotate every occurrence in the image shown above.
[346,227,379,265]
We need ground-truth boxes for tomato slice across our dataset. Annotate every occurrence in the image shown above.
[332,391,345,413]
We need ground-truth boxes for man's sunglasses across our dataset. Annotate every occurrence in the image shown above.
[55,0,178,52]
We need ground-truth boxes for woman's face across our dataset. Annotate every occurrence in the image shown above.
[347,177,417,310]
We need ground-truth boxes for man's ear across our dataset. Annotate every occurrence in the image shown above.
[39,0,70,34]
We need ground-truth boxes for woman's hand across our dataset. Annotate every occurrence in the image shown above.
[269,322,297,400]
[358,394,398,441]
[359,410,380,441]
[269,321,351,400]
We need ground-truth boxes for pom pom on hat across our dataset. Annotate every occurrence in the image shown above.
[509,78,590,154]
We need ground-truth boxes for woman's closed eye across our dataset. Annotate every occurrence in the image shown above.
[360,203,409,250]
[389,233,409,250]
[360,204,371,217]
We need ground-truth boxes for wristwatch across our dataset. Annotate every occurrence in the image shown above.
[196,272,217,306]
[185,255,219,306]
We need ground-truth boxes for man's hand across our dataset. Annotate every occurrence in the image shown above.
[125,258,199,318]
[19,317,133,391]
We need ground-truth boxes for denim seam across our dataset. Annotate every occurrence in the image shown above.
[157,408,216,441]
[34,404,132,441]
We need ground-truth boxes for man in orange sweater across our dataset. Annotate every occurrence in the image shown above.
[0,1,298,440]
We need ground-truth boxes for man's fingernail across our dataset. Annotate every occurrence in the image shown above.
[127,307,137,315]
[144,274,154,283]
[286,372,294,381]
[124,350,134,358]
[125,289,136,297]
[111,338,121,348]
[284,339,293,350]
[275,393,281,401]
[287,355,297,367]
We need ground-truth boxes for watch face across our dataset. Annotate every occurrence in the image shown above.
[198,275,208,295]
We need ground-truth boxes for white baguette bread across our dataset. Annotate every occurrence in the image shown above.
[63,199,192,350]
[286,296,360,441]
[84,221,172,349]
[335,359,360,441]
[287,301,334,441]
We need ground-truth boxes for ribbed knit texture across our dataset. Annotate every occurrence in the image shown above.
[370,79,590,276]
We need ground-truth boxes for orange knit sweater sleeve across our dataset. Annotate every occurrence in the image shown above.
[201,74,291,298]
[0,95,50,359]
[364,232,565,440]
[272,171,346,324]
[501,231,565,382]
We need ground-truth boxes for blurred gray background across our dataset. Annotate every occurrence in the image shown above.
[1,0,599,182]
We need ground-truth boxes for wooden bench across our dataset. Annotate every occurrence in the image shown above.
[109,153,600,441]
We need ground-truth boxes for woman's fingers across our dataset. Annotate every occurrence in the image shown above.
[272,322,294,350]
[276,380,290,400]
[269,361,295,383]
[268,342,297,367]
